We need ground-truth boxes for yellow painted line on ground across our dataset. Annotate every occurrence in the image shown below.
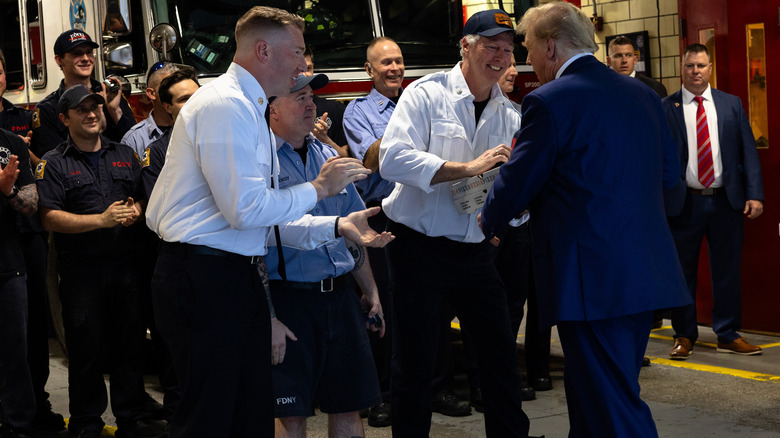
[648,356,780,381]
[649,333,780,349]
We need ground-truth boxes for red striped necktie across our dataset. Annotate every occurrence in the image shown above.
[694,95,714,188]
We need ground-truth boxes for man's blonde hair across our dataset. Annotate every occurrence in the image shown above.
[518,1,597,57]
[235,6,305,50]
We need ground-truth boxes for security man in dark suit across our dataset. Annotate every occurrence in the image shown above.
[35,85,165,438]
[662,43,764,360]
[607,36,668,98]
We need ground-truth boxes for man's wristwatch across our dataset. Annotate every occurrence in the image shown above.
[3,186,19,199]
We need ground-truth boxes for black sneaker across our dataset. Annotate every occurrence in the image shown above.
[30,402,66,432]
[367,402,391,428]
[115,419,166,438]
[431,390,471,417]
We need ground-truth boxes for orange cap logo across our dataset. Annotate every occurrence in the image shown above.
[495,13,512,27]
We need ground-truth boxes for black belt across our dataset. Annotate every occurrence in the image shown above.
[159,241,263,265]
[688,187,722,196]
[270,276,346,293]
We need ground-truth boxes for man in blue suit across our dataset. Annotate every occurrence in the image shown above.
[479,2,690,436]
[662,44,764,360]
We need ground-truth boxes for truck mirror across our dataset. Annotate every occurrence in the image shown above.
[149,23,179,61]
[104,41,134,71]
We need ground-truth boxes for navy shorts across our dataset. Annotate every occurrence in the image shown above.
[269,279,381,417]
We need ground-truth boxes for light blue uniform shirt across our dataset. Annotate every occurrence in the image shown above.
[266,134,366,282]
[343,87,398,203]
[121,111,167,158]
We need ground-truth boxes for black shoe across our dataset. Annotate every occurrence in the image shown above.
[529,376,553,392]
[115,419,166,438]
[431,390,471,417]
[30,402,66,432]
[470,388,484,413]
[358,408,370,418]
[521,386,536,401]
[642,356,652,367]
[140,394,167,421]
[367,402,391,428]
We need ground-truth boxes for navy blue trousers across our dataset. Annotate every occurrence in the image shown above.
[557,312,656,438]
[152,251,273,438]
[0,274,36,430]
[668,192,744,343]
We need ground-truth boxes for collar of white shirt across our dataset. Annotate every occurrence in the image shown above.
[555,52,594,79]
[227,62,270,120]
[681,83,713,105]
[448,62,505,103]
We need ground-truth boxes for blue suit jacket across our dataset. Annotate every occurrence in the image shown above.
[661,88,764,216]
[481,56,691,328]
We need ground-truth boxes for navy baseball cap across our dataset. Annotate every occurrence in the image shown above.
[291,73,329,93]
[58,85,105,114]
[463,9,514,37]
[54,29,100,55]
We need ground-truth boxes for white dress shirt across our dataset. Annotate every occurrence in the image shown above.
[379,63,522,243]
[681,85,722,188]
[146,62,334,256]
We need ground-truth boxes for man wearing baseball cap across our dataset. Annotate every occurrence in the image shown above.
[35,84,165,438]
[265,72,384,438]
[378,9,538,437]
[30,29,136,164]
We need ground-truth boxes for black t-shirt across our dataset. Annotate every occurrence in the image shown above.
[0,128,34,277]
[474,99,489,123]
[0,97,33,135]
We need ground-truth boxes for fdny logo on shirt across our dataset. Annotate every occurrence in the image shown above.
[32,109,41,129]
[35,159,47,179]
[0,146,11,165]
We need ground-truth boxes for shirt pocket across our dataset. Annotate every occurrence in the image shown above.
[63,173,100,213]
[109,166,134,201]
[488,134,513,151]
[430,119,470,161]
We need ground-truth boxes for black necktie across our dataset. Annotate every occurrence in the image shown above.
[265,102,287,281]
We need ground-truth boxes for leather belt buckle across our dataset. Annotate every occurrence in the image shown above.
[249,255,262,264]
[321,278,334,293]
[701,187,715,195]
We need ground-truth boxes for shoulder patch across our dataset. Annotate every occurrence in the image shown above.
[35,159,47,179]
[141,148,150,168]
[32,108,41,129]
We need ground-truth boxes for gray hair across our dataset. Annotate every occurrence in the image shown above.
[518,1,597,58]
[459,34,481,59]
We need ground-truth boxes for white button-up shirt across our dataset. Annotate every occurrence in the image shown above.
[681,85,722,188]
[146,63,335,256]
[379,63,522,243]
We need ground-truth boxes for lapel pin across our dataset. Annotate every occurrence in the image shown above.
[675,102,680,107]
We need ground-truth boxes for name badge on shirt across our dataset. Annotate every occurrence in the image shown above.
[449,167,499,215]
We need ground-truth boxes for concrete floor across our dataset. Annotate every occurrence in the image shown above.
[43,320,780,437]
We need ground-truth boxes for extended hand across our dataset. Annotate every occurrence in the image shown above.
[312,157,371,200]
[271,317,297,365]
[0,154,20,196]
[339,207,394,248]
